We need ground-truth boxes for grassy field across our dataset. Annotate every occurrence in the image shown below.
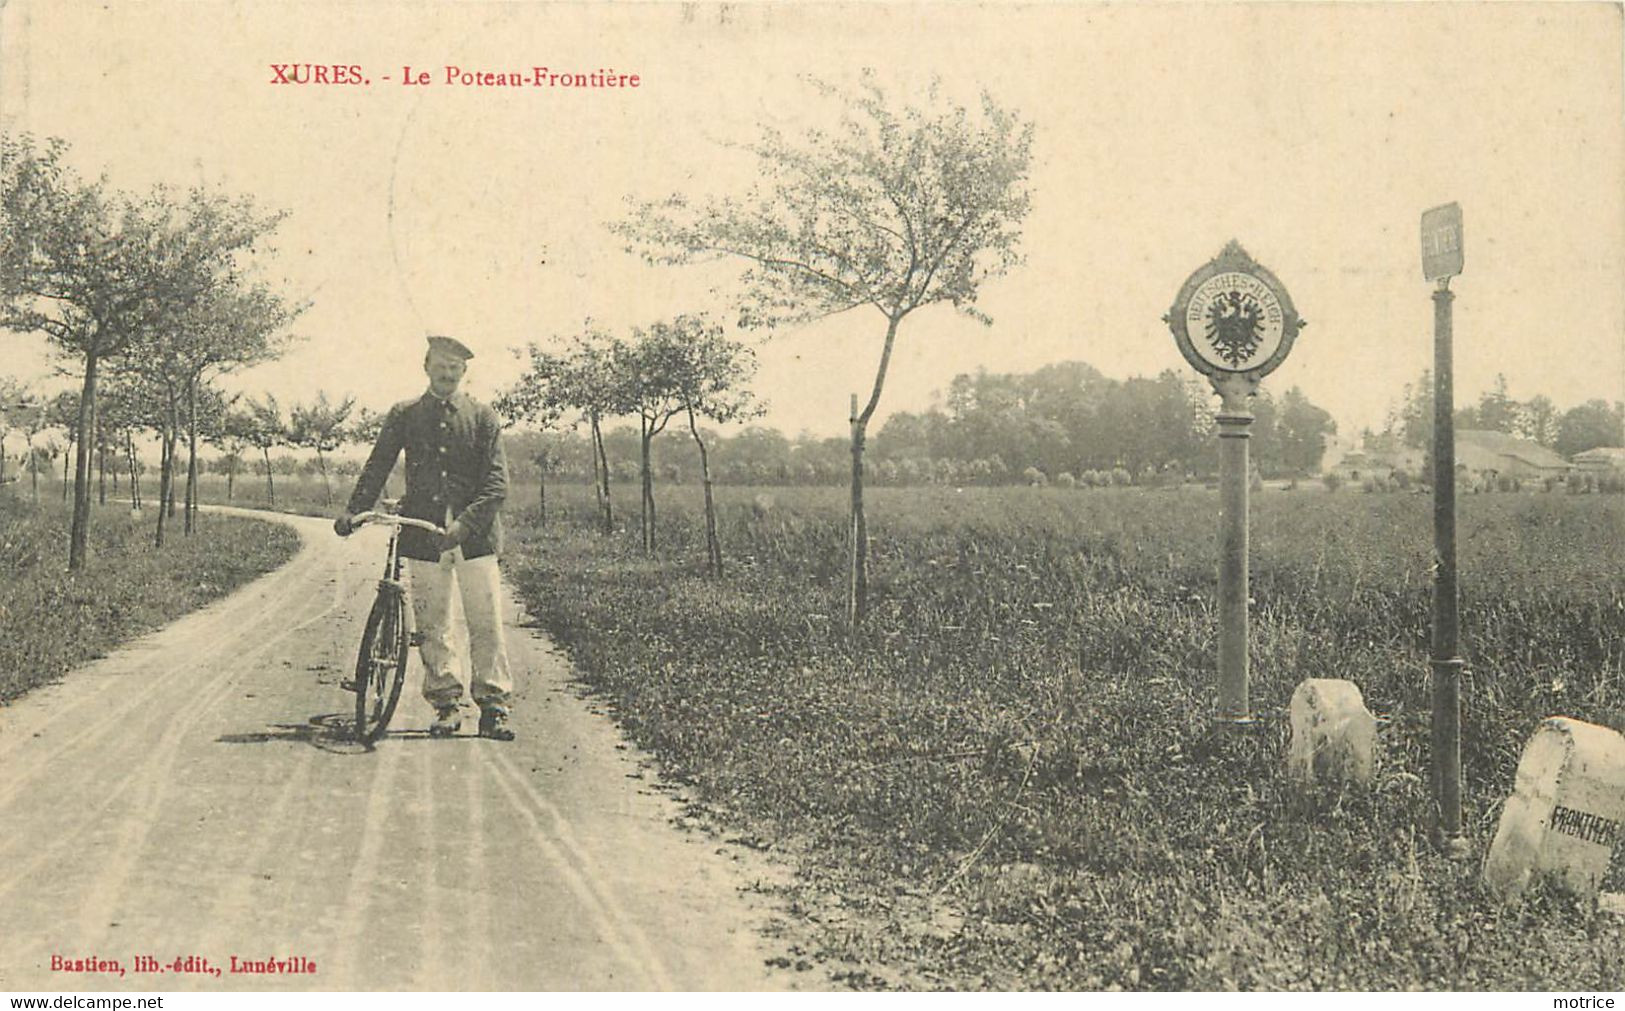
[501,481,1625,990]
[0,494,301,702]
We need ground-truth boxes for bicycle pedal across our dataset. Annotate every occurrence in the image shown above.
[339,679,359,693]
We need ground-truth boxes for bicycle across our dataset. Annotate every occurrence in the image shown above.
[343,503,444,745]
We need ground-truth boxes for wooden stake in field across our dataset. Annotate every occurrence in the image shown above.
[848,392,863,641]
[1166,241,1304,724]
[1422,202,1467,851]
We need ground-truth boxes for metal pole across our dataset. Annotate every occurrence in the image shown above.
[1216,393,1254,723]
[1431,280,1465,846]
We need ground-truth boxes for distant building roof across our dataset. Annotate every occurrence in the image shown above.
[1574,447,1625,467]
[1456,430,1571,472]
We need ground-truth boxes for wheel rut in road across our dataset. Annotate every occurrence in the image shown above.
[0,510,801,991]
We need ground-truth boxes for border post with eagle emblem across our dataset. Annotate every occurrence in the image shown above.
[1165,241,1304,724]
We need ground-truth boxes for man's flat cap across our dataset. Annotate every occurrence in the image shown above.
[426,335,475,361]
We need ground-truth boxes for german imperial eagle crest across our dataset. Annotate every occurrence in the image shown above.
[1203,289,1265,366]
[1166,242,1302,385]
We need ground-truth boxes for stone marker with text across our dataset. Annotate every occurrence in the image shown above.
[1484,717,1625,906]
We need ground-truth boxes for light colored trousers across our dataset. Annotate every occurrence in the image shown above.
[407,549,513,711]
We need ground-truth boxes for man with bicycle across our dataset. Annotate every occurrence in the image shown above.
[333,335,516,741]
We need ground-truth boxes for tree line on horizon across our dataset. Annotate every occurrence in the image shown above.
[488,359,1339,491]
[9,349,1618,521]
[0,356,1332,500]
[1380,370,1623,460]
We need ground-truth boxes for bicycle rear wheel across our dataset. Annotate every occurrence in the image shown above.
[353,590,409,745]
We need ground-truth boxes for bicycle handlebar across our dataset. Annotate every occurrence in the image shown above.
[349,511,447,537]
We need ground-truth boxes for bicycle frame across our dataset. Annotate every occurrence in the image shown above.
[350,511,447,613]
[344,507,445,711]
[373,516,408,595]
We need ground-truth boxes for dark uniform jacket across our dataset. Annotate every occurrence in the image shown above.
[346,391,508,562]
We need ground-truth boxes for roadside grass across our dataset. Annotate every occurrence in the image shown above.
[177,474,347,519]
[0,494,300,703]
[505,483,1625,990]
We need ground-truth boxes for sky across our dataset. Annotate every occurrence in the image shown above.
[1,0,1621,443]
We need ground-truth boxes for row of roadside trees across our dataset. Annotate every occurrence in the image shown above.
[0,134,305,565]
[494,315,760,576]
[0,383,377,514]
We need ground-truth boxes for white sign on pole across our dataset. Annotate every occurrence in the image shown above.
[1421,202,1464,281]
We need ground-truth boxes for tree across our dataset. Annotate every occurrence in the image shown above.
[97,371,162,511]
[529,446,564,526]
[349,406,386,446]
[287,392,355,507]
[30,439,60,501]
[128,350,190,541]
[48,390,81,503]
[646,315,762,573]
[211,403,259,503]
[3,136,148,558]
[125,337,208,544]
[874,408,943,463]
[616,331,676,553]
[612,318,751,555]
[1519,394,1560,448]
[123,357,230,545]
[1473,373,1520,434]
[11,396,49,503]
[154,279,301,533]
[617,74,1033,630]
[493,346,570,526]
[1276,386,1337,475]
[178,384,234,526]
[1394,370,1434,451]
[1555,399,1625,458]
[244,395,287,506]
[724,426,792,485]
[122,337,186,536]
[2,135,288,567]
[514,327,631,535]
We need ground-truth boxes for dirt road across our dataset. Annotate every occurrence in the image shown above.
[0,510,798,991]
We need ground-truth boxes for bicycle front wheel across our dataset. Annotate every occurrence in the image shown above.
[353,590,409,745]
